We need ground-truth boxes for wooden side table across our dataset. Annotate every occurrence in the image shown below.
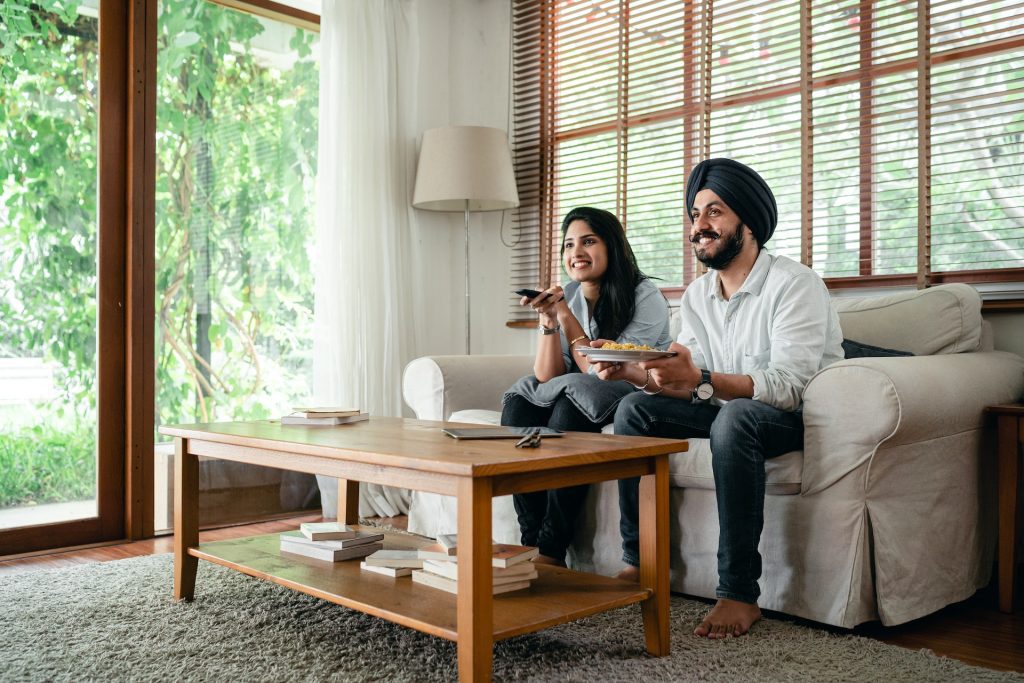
[988,404,1023,613]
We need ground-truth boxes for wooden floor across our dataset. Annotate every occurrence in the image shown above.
[2,514,1021,674]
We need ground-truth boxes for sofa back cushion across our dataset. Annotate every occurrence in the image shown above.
[832,283,981,356]
[668,283,982,357]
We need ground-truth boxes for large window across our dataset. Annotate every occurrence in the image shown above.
[153,1,320,531]
[0,3,101,530]
[508,0,1024,321]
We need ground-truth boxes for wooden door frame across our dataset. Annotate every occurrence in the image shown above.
[0,0,156,556]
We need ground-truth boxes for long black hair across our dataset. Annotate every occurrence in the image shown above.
[560,206,647,341]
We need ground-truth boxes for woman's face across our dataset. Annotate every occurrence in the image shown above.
[562,219,609,284]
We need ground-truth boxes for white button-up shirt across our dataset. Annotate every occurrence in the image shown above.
[677,250,844,412]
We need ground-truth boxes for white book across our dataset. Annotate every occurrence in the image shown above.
[411,570,530,596]
[281,413,369,426]
[360,562,413,577]
[416,543,539,567]
[363,549,423,569]
[298,522,356,540]
[280,539,382,562]
[281,530,384,548]
[421,560,538,585]
[437,533,459,551]
[291,407,362,418]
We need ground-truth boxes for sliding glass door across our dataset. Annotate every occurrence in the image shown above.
[152,1,321,531]
[0,0,127,555]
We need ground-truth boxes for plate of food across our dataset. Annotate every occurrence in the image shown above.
[576,343,677,363]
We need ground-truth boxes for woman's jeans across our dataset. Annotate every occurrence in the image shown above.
[614,392,803,605]
[501,393,605,562]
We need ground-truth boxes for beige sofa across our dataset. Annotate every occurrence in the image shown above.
[401,284,1024,627]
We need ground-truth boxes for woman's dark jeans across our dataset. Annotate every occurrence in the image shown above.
[501,393,605,562]
[614,392,803,605]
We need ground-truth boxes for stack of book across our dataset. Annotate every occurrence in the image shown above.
[360,549,424,577]
[411,535,540,595]
[279,522,383,562]
[281,407,368,426]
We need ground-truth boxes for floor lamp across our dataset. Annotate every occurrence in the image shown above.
[412,126,519,354]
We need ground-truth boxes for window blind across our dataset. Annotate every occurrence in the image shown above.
[508,0,1024,324]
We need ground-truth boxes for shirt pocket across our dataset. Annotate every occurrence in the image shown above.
[742,346,772,371]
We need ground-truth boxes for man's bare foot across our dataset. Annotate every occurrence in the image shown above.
[532,554,566,567]
[693,598,761,639]
[615,565,640,582]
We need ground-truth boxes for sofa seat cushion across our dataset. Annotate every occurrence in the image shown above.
[664,438,803,495]
[450,410,802,495]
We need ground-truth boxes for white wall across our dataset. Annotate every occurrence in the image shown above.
[411,0,529,358]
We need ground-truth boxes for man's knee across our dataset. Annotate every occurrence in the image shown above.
[613,392,648,436]
[709,399,761,456]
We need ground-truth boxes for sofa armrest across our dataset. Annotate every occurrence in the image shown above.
[402,355,535,421]
[800,350,1024,495]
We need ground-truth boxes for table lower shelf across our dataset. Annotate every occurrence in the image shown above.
[190,529,652,641]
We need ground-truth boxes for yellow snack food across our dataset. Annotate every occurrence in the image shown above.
[600,342,655,351]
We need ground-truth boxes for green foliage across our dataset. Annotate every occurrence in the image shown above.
[154,1,320,427]
[0,1,98,414]
[1,1,320,441]
[0,424,96,506]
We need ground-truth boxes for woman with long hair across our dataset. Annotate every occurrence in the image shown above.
[502,206,671,566]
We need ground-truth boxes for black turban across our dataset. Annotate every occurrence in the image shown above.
[685,158,778,246]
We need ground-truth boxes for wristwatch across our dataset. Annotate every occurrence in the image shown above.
[692,369,714,402]
[539,323,560,335]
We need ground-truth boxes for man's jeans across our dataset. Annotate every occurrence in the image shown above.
[615,392,803,604]
[501,393,605,562]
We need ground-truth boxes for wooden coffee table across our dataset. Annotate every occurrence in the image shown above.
[159,417,687,682]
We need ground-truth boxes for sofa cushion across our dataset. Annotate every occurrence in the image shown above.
[832,283,981,356]
[448,410,803,496]
[665,439,803,495]
[600,422,803,495]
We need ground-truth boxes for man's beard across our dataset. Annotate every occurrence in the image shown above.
[692,221,745,270]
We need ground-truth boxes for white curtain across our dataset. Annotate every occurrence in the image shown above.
[313,0,417,518]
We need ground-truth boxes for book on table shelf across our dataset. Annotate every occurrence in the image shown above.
[411,569,531,596]
[280,530,384,549]
[291,407,362,418]
[362,549,423,569]
[280,538,383,562]
[280,412,369,426]
[417,542,539,568]
[359,562,413,578]
[299,522,357,541]
[420,559,538,584]
[436,533,458,552]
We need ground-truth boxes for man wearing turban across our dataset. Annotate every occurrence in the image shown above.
[594,158,844,638]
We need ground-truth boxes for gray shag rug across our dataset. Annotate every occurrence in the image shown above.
[1,554,1020,682]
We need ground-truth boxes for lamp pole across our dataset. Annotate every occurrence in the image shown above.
[464,199,471,355]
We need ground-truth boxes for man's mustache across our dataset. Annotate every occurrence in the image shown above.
[690,230,720,245]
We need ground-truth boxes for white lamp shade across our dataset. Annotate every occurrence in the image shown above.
[412,126,520,212]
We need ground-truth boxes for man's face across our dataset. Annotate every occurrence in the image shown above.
[689,189,747,270]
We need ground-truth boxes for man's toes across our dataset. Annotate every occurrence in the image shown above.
[693,619,711,637]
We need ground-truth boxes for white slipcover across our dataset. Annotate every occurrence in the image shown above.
[401,284,1024,627]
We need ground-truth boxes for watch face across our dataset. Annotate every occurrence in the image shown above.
[696,383,714,400]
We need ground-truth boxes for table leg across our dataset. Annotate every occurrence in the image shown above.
[997,415,1020,613]
[173,437,198,601]
[337,479,360,525]
[638,454,670,656]
[456,476,494,682]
